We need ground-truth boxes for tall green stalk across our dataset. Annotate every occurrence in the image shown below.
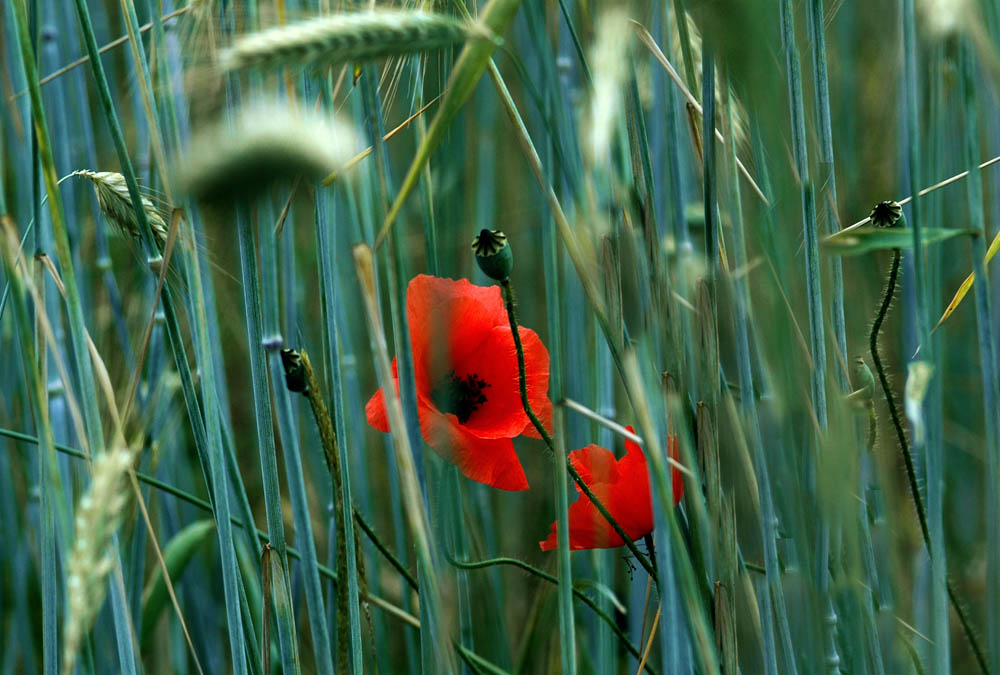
[725,82,779,675]
[541,140,578,675]
[67,1,253,669]
[960,39,1000,675]
[315,187,363,674]
[778,1,838,670]
[901,2,948,670]
[236,210,299,675]
[0,223,60,674]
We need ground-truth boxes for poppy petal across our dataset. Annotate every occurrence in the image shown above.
[615,429,654,533]
[406,275,507,391]
[365,359,399,433]
[540,426,661,551]
[452,325,550,439]
[539,483,626,551]
[518,325,553,431]
[568,444,619,488]
[419,402,529,491]
[365,386,390,432]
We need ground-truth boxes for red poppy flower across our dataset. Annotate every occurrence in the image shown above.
[366,275,552,491]
[539,426,683,551]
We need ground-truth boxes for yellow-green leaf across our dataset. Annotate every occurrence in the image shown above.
[934,227,1000,331]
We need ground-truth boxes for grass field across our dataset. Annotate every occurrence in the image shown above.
[2,0,1000,673]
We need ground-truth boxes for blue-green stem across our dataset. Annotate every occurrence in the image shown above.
[724,82,779,675]
[358,62,435,674]
[779,1,837,670]
[541,119,577,675]
[901,3,948,670]
[0,221,60,675]
[406,47,475,666]
[449,555,653,671]
[66,8,256,670]
[182,211,248,674]
[235,209,299,675]
[960,39,1000,675]
[315,184,363,674]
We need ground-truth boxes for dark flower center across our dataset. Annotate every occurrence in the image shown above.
[431,371,490,423]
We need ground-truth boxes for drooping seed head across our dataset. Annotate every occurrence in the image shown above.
[73,170,169,247]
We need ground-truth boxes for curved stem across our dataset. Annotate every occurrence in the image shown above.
[870,248,989,673]
[449,556,653,672]
[0,427,420,595]
[500,279,657,583]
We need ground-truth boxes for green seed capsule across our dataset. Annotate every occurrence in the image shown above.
[869,200,904,229]
[472,228,513,281]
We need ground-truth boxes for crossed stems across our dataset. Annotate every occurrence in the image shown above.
[500,279,659,584]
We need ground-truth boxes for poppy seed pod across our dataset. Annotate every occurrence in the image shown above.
[472,228,513,281]
[869,200,905,229]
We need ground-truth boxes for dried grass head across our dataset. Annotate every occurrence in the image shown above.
[73,170,169,248]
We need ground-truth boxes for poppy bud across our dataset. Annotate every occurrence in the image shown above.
[869,200,904,229]
[472,228,513,281]
[849,357,876,403]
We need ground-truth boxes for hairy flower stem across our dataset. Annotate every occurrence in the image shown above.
[500,279,657,583]
[870,250,923,533]
[285,349,351,673]
[870,249,988,673]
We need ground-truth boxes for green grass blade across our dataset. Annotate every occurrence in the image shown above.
[236,209,299,674]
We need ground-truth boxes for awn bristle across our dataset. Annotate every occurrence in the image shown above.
[219,10,498,72]
[74,170,168,248]
[175,102,361,205]
[667,8,749,148]
[62,447,137,675]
